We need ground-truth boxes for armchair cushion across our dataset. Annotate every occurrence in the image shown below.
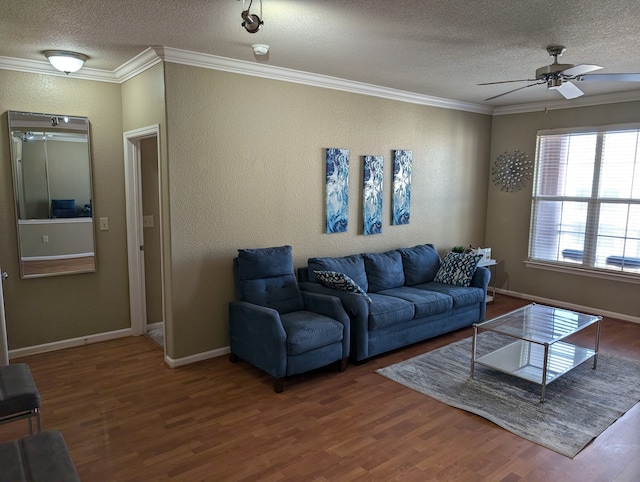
[363,250,405,292]
[434,252,483,287]
[280,311,345,355]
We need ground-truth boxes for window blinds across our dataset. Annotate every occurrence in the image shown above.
[529,125,640,276]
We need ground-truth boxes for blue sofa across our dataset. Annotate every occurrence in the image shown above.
[298,244,490,362]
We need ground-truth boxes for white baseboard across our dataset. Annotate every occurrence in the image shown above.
[496,288,640,324]
[164,346,230,368]
[13,289,633,365]
[146,322,164,331]
[9,328,132,359]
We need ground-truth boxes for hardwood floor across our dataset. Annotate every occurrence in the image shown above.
[2,296,639,481]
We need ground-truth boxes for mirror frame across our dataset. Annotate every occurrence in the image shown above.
[7,110,97,278]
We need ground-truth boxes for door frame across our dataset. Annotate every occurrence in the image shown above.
[123,125,164,342]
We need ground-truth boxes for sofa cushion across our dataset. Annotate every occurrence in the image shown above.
[313,270,372,303]
[367,294,415,331]
[397,244,441,286]
[237,245,294,279]
[280,311,344,355]
[378,286,452,318]
[418,282,485,308]
[433,252,483,287]
[308,254,368,292]
[240,274,305,314]
[363,250,405,292]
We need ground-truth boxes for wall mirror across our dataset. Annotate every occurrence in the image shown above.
[7,111,96,278]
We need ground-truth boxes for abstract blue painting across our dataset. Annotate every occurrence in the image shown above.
[363,155,383,235]
[392,150,412,225]
[325,148,349,233]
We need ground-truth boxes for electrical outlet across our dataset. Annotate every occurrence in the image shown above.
[42,235,49,243]
[99,217,109,231]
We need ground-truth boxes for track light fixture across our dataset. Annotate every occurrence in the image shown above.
[240,0,263,34]
[44,50,88,74]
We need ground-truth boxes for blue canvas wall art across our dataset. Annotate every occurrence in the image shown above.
[363,155,383,235]
[325,148,349,233]
[392,150,412,225]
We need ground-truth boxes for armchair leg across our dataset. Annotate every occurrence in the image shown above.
[339,357,348,372]
[273,378,285,393]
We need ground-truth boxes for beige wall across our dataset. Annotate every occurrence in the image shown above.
[0,69,130,348]
[163,63,493,358]
[5,60,634,360]
[120,63,174,354]
[486,101,640,318]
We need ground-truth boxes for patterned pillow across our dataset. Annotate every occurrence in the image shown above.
[433,252,483,287]
[313,270,373,304]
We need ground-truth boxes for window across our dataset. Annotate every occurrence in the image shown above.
[528,124,640,278]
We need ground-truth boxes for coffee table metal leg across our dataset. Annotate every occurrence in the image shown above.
[540,343,549,403]
[471,323,478,378]
[593,317,602,369]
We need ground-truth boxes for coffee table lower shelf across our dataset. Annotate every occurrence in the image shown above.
[473,340,596,401]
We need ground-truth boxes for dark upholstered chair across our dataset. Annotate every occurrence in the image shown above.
[0,430,80,481]
[0,363,41,435]
[229,245,350,392]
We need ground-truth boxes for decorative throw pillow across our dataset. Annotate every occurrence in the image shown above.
[313,270,373,304]
[433,252,483,287]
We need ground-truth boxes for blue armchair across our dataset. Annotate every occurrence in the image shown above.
[229,245,350,392]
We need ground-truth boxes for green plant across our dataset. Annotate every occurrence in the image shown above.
[452,245,465,253]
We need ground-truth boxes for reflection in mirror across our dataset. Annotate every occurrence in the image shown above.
[7,111,96,278]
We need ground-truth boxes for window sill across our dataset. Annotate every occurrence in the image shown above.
[523,260,640,285]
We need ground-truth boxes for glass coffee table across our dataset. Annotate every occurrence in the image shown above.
[470,303,602,402]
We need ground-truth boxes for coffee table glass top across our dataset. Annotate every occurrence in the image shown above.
[478,303,601,344]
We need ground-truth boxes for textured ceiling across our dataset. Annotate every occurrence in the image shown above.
[2,0,640,109]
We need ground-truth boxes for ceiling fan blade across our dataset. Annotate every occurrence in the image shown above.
[549,81,584,99]
[561,64,602,77]
[484,82,544,101]
[478,79,537,86]
[577,73,640,82]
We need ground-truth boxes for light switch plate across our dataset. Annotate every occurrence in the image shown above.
[99,217,109,231]
[143,215,154,228]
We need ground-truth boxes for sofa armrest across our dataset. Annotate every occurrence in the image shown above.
[302,291,350,357]
[229,301,287,378]
[302,291,349,325]
[300,281,371,360]
[471,266,490,292]
[299,281,369,320]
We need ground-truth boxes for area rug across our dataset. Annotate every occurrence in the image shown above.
[376,333,640,458]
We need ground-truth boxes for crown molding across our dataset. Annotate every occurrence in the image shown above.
[114,47,163,83]
[153,46,493,115]
[3,46,640,116]
[493,89,640,115]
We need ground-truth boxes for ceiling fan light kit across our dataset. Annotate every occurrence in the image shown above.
[480,45,640,101]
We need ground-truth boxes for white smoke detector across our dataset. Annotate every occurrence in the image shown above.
[252,44,269,56]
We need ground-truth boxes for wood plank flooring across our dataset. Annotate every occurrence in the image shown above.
[1,296,639,481]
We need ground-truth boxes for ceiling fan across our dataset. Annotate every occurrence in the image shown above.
[479,46,640,101]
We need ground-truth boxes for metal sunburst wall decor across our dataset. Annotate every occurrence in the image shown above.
[492,150,533,192]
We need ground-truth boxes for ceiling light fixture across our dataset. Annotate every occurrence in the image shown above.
[240,0,263,34]
[44,50,88,74]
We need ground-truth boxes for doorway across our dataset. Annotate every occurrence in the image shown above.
[123,126,165,352]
